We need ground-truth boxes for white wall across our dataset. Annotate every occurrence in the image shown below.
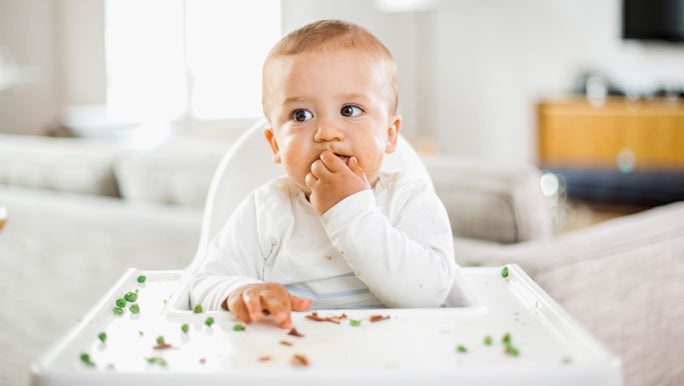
[428,0,684,162]
[0,0,58,135]
[0,0,105,136]
[55,0,106,106]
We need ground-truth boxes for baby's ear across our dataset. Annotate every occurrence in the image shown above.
[384,114,402,154]
[264,128,282,163]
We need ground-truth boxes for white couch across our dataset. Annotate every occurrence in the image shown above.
[0,130,682,386]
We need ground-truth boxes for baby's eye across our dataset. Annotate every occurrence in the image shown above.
[291,109,313,122]
[340,105,363,117]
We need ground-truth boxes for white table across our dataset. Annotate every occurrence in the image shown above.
[31,265,622,386]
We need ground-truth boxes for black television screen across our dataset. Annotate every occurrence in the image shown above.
[622,0,684,42]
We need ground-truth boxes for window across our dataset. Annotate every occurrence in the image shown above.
[105,0,281,122]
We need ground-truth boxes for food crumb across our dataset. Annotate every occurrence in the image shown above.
[280,340,293,346]
[288,327,304,337]
[306,311,347,324]
[369,314,390,323]
[154,336,173,350]
[291,354,309,367]
[258,356,272,362]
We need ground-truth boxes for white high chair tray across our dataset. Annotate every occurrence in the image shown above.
[31,265,622,386]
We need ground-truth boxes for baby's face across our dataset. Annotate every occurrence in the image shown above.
[264,49,400,195]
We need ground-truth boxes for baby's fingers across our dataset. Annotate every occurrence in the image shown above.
[348,157,368,184]
[291,295,312,312]
[227,293,252,324]
[242,287,264,323]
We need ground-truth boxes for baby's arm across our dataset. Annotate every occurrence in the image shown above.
[320,177,456,308]
[191,192,310,328]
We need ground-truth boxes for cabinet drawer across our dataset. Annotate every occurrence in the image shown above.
[538,98,684,170]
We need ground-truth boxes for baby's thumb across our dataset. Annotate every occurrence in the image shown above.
[291,296,312,312]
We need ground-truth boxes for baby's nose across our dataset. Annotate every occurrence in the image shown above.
[314,121,344,142]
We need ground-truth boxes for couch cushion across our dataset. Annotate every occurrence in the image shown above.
[0,134,122,196]
[423,155,553,244]
[114,138,232,208]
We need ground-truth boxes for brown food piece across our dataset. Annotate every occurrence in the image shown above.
[258,356,272,362]
[305,311,347,324]
[280,340,293,346]
[288,327,305,337]
[153,343,173,350]
[369,314,390,323]
[291,353,309,367]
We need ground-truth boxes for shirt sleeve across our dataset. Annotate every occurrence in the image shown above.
[190,193,266,311]
[320,176,456,308]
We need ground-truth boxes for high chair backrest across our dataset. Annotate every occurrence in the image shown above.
[186,118,433,272]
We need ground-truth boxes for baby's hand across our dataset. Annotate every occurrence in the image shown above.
[305,151,370,215]
[225,283,311,329]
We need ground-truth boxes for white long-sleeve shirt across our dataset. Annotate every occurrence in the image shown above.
[191,172,457,310]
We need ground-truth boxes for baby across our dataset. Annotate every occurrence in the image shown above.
[191,19,457,329]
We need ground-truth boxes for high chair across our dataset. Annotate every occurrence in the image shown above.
[31,120,622,386]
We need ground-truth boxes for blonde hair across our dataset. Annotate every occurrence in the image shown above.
[262,19,398,116]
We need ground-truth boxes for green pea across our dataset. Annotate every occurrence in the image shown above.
[146,357,167,366]
[181,324,189,333]
[457,345,468,353]
[116,298,126,307]
[232,324,245,331]
[156,336,165,345]
[505,345,520,357]
[80,353,95,367]
[193,304,203,314]
[501,266,509,278]
[124,292,138,302]
[137,275,147,283]
[205,317,215,327]
[483,335,493,345]
[350,319,362,327]
[98,332,107,343]
[113,307,124,316]
[129,304,140,314]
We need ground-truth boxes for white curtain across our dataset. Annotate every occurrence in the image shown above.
[105,0,281,122]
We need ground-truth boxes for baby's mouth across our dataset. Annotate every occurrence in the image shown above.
[335,153,350,163]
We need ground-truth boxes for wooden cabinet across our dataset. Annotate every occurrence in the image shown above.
[537,97,684,171]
